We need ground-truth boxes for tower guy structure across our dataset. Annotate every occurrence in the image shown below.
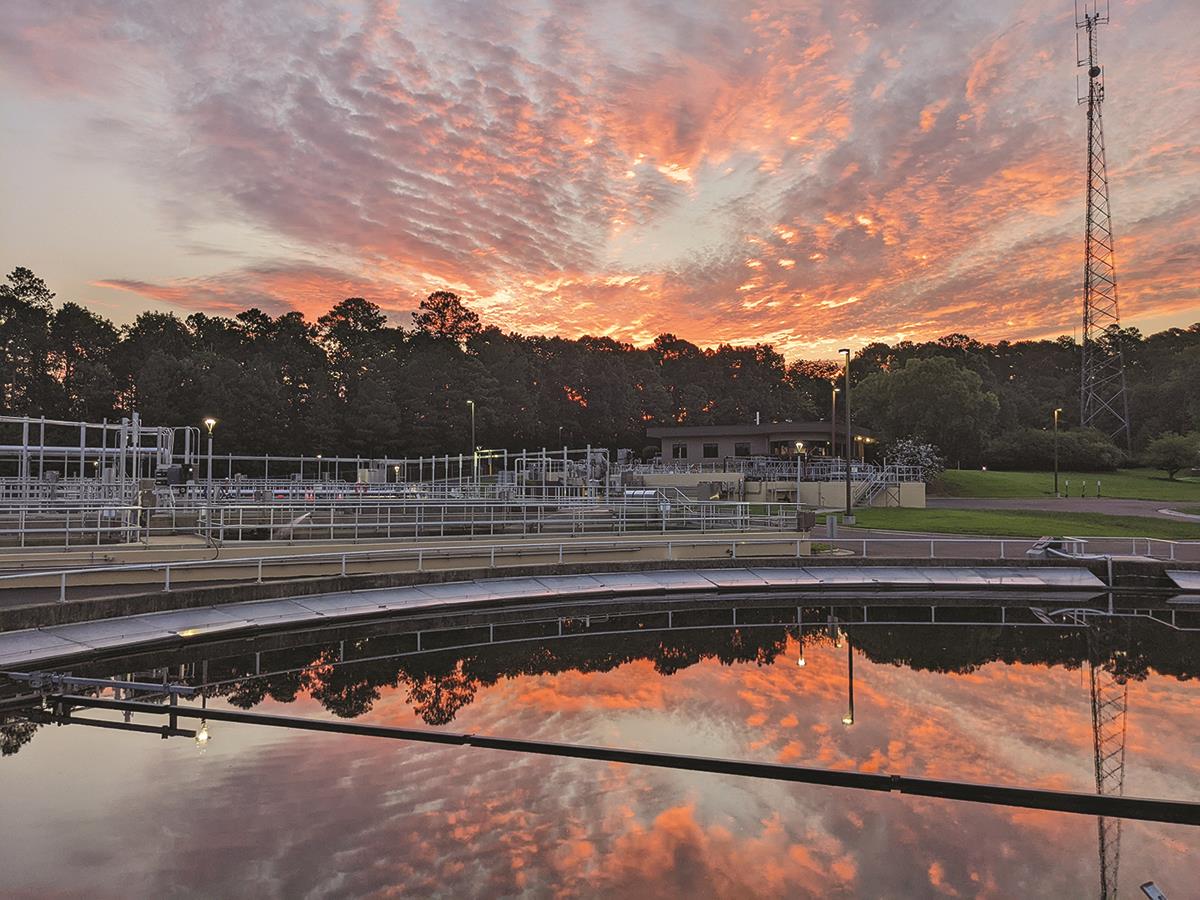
[1076,1,1131,448]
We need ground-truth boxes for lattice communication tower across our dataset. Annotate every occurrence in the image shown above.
[1076,1,1130,448]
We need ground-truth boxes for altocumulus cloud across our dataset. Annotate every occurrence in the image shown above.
[1,0,1197,355]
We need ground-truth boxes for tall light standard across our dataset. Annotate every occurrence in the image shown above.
[467,399,477,484]
[830,385,840,458]
[203,418,217,500]
[839,348,853,522]
[1053,407,1063,497]
[202,417,216,543]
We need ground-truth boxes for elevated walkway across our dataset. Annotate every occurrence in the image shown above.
[0,562,1110,670]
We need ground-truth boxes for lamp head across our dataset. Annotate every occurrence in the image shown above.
[203,417,217,434]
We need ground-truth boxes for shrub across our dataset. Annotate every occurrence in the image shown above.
[884,437,945,481]
[984,427,1124,471]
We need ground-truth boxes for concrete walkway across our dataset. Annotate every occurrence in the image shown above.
[927,497,1198,522]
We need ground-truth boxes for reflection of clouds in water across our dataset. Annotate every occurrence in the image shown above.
[4,634,1200,896]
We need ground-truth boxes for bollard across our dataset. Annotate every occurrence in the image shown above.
[59,572,67,604]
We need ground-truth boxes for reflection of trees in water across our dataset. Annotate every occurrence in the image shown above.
[1,715,38,756]
[3,614,1197,758]
[851,617,1199,684]
[205,627,793,726]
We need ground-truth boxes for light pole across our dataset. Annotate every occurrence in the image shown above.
[839,348,852,523]
[203,418,217,500]
[830,386,840,458]
[1053,407,1063,497]
[467,399,477,484]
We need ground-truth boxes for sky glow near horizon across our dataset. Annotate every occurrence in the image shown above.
[1,0,1197,357]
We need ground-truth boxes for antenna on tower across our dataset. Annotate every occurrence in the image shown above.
[1075,0,1131,448]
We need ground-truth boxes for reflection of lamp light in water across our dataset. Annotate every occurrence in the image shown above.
[797,652,806,667]
[842,634,855,726]
[195,692,210,748]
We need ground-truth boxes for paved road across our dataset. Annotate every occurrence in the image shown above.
[927,497,1194,521]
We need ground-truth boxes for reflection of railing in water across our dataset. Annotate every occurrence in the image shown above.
[8,601,1191,706]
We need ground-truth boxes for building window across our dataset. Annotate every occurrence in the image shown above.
[672,442,688,459]
[702,443,719,459]
[734,442,751,457]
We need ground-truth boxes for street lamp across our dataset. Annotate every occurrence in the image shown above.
[830,386,840,457]
[839,348,853,523]
[316,453,323,482]
[1053,407,1063,497]
[466,400,477,483]
[202,417,217,500]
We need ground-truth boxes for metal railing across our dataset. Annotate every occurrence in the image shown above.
[0,496,802,548]
[2,535,1197,606]
[629,457,925,483]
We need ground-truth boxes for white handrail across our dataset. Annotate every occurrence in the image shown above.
[2,534,1196,604]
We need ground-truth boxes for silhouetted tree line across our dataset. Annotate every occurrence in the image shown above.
[3,266,1198,464]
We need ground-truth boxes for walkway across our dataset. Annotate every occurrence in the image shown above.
[0,564,1108,670]
[927,497,1197,522]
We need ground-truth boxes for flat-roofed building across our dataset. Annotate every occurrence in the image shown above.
[646,422,875,462]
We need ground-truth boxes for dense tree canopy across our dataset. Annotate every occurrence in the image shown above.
[2,267,1198,465]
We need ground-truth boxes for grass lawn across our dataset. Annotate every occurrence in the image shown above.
[834,506,1200,540]
[932,467,1200,502]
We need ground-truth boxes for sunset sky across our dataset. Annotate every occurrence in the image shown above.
[1,0,1197,357]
